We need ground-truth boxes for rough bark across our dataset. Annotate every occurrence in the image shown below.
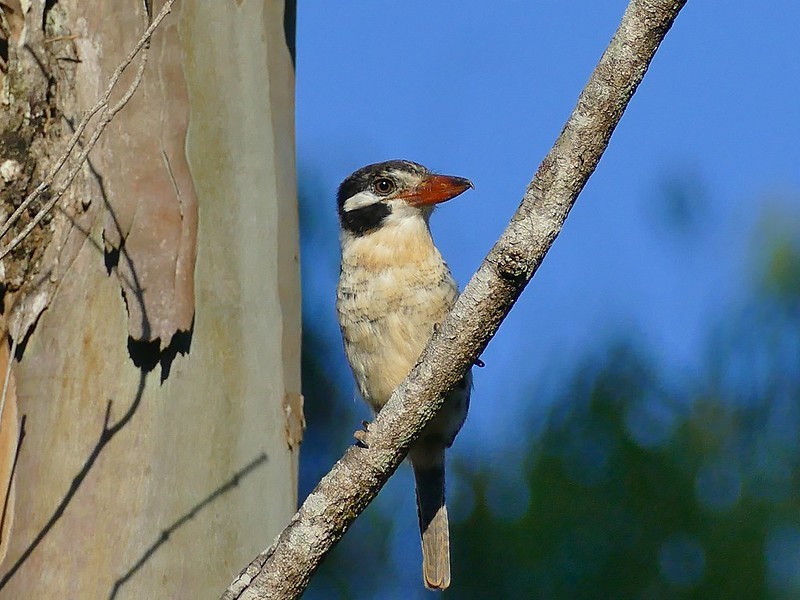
[221,0,688,598]
[0,1,300,597]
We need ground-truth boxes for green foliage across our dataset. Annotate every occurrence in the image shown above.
[451,350,784,598]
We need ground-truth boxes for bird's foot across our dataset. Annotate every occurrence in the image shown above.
[353,420,371,448]
[474,357,485,368]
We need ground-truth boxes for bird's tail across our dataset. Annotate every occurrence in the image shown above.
[411,447,450,590]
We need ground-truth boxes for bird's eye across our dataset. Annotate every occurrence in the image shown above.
[374,178,396,195]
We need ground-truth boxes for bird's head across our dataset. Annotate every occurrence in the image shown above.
[337,160,473,237]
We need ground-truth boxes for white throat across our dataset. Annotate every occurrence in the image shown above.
[340,207,440,269]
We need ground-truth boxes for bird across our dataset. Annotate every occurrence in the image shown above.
[335,159,473,590]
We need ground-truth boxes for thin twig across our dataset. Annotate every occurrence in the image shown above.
[0,0,176,261]
[0,35,150,260]
[43,34,80,44]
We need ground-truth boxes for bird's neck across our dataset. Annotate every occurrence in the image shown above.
[340,213,442,271]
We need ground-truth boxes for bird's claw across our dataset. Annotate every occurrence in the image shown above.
[353,420,372,448]
[474,357,485,368]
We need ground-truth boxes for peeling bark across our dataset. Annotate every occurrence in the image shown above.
[0,1,300,597]
[0,0,89,342]
[92,1,197,347]
[0,0,195,348]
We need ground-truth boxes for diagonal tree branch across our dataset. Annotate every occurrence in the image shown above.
[222,0,688,598]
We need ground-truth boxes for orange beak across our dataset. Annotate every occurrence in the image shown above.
[399,173,474,206]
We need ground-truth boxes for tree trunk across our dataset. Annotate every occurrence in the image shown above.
[0,1,300,598]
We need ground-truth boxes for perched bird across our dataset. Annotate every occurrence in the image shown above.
[335,160,473,590]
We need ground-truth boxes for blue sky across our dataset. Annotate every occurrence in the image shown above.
[296,3,799,592]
